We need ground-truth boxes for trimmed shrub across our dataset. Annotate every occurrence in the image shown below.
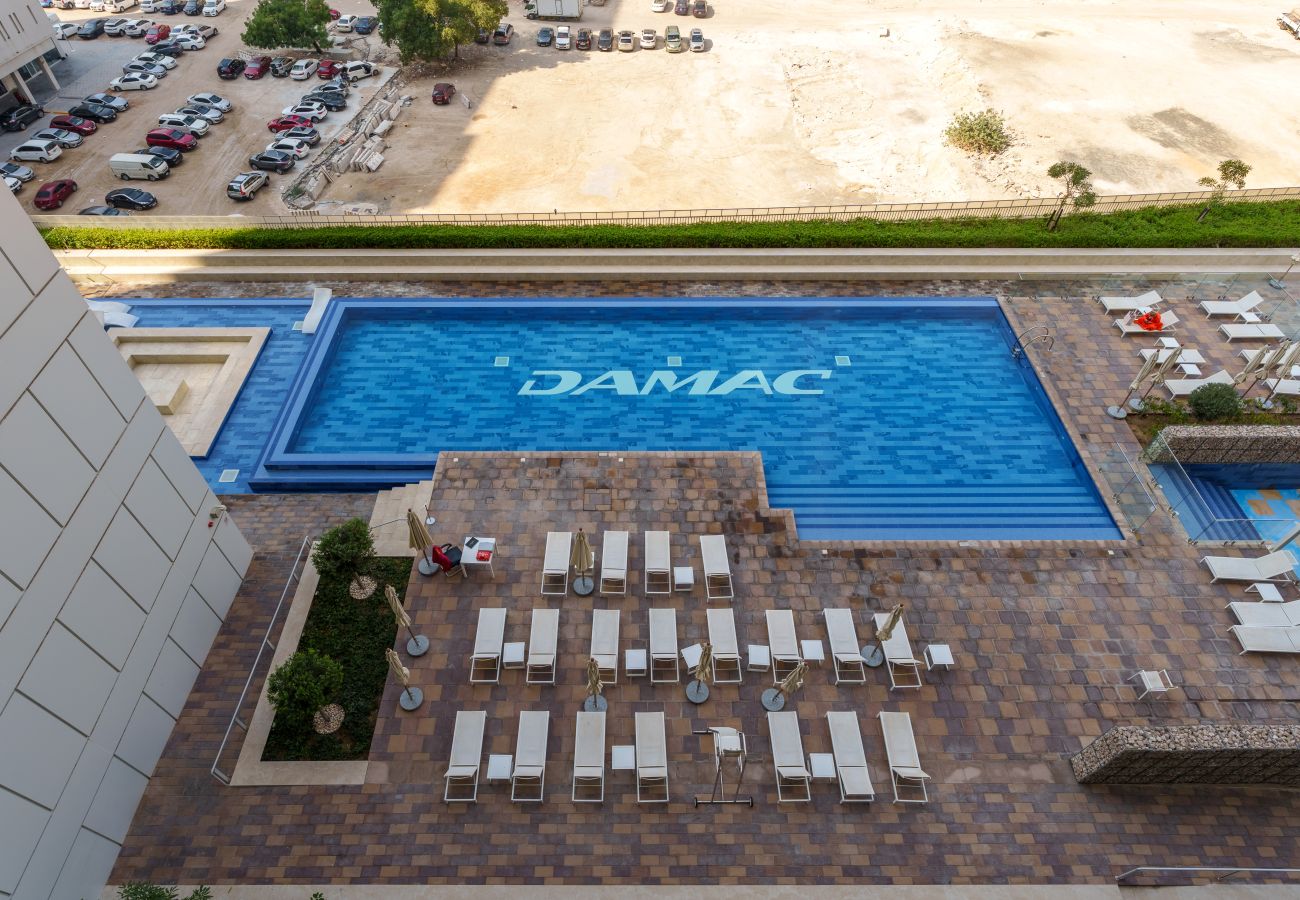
[1188,382,1242,420]
[118,886,212,900]
[267,648,344,735]
[943,109,1012,155]
[311,517,375,584]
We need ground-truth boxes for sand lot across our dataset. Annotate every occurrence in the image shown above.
[317,0,1300,214]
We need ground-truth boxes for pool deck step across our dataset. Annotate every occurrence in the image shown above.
[368,477,435,558]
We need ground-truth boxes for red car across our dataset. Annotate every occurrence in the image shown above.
[328,7,339,17]
[145,22,170,43]
[34,179,77,210]
[431,82,456,105]
[145,127,197,151]
[267,114,313,132]
[49,114,98,135]
[244,55,271,78]
[317,59,338,79]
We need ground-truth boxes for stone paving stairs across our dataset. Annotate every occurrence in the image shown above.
[368,477,435,557]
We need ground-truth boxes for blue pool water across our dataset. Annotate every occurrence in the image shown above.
[249,297,1119,540]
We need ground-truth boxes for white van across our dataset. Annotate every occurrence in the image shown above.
[109,152,169,181]
[202,0,224,15]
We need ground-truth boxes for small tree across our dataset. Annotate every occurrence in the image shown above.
[311,518,375,585]
[242,0,332,53]
[942,109,1011,155]
[1045,161,1097,231]
[1197,158,1251,221]
[371,0,505,62]
[267,648,344,733]
[1188,382,1242,420]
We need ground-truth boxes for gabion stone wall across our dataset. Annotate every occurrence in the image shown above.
[1145,425,1300,465]
[1071,724,1300,785]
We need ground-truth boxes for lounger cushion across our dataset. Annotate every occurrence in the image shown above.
[839,767,874,796]
[639,767,667,779]
[513,765,544,778]
[446,765,478,778]
[777,765,810,779]
[893,765,930,779]
[574,765,603,778]
[835,651,863,665]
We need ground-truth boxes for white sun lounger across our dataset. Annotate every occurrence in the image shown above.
[873,611,923,690]
[470,607,507,684]
[87,300,133,315]
[98,310,139,329]
[1140,348,1207,365]
[527,608,560,684]
[541,531,571,595]
[1164,369,1234,398]
[1263,378,1300,397]
[1221,322,1285,342]
[878,710,930,803]
[645,530,671,594]
[1115,310,1179,335]
[1229,625,1300,654]
[765,609,802,682]
[649,607,679,683]
[635,710,669,803]
[590,609,620,684]
[823,608,866,684]
[572,710,606,802]
[1202,290,1264,318]
[767,711,811,802]
[827,711,875,803]
[1098,289,1161,313]
[699,534,734,601]
[443,710,487,802]
[600,530,629,595]
[511,710,549,802]
[706,607,742,683]
[1201,550,1297,583]
[1227,599,1300,627]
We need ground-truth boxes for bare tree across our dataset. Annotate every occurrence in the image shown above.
[1045,161,1097,231]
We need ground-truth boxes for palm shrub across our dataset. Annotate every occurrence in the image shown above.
[267,648,344,734]
[1188,382,1241,420]
[311,518,375,585]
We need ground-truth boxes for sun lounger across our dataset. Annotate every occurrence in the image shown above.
[649,607,679,683]
[600,530,628,594]
[1263,378,1300,397]
[823,608,866,684]
[572,711,606,802]
[635,710,669,803]
[706,607,742,683]
[1201,550,1297,583]
[541,531,571,595]
[87,300,133,315]
[1098,290,1161,314]
[1115,310,1179,335]
[527,608,560,684]
[99,311,139,329]
[873,611,923,690]
[878,710,929,803]
[511,710,549,802]
[645,530,671,594]
[767,711,811,802]
[1221,322,1285,341]
[1202,290,1264,318]
[590,609,620,684]
[1238,348,1300,378]
[1229,625,1300,654]
[1227,598,1300,627]
[765,609,802,682]
[470,607,506,684]
[1164,369,1234,398]
[1139,346,1206,376]
[827,711,875,803]
[699,534,734,601]
[443,710,486,802]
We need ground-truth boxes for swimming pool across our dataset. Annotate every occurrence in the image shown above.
[247,296,1119,540]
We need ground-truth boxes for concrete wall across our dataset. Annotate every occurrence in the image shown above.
[0,0,54,86]
[0,189,251,899]
[1071,724,1300,786]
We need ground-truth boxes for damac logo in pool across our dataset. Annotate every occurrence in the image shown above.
[518,369,832,397]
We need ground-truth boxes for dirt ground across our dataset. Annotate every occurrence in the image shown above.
[316,0,1300,214]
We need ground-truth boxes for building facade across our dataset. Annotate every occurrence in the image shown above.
[0,0,61,111]
[0,190,251,899]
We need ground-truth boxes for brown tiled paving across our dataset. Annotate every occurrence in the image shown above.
[112,277,1300,887]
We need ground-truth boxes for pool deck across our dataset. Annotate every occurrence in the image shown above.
[107,276,1300,889]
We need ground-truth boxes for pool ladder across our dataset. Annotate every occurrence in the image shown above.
[1012,325,1054,359]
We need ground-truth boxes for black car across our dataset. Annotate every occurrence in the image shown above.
[248,149,294,172]
[105,187,157,209]
[217,57,245,78]
[270,56,295,77]
[1,105,45,132]
[474,27,489,43]
[575,28,591,49]
[79,205,128,215]
[691,0,705,16]
[151,39,185,56]
[183,0,201,13]
[674,0,688,13]
[78,18,107,38]
[301,91,345,111]
[536,26,553,46]
[136,145,183,166]
[159,0,181,14]
[68,102,118,123]
[354,15,376,33]
[597,27,613,50]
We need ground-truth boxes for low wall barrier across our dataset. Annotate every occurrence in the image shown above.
[1146,425,1300,465]
[1072,724,1300,786]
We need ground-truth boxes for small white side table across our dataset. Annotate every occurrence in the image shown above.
[503,641,526,669]
[673,566,694,591]
[625,648,647,678]
[747,644,771,672]
[486,754,513,784]
[808,752,836,782]
[611,745,635,772]
[924,643,955,671]
[1247,582,1284,602]
[681,642,703,671]
[800,639,825,666]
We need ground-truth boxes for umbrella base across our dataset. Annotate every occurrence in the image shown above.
[399,686,423,711]
[1105,405,1129,420]
[573,575,595,596]
[417,557,436,576]
[760,688,786,712]
[861,644,885,668]
[583,694,608,712]
[686,680,709,704]
[406,634,429,657]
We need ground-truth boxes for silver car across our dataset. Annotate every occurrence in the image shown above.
[156,113,210,136]
[122,60,167,78]
[187,91,231,112]
[174,104,223,123]
[0,161,35,182]
[32,128,83,149]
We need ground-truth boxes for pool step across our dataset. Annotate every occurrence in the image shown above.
[368,477,435,557]
[1148,465,1259,543]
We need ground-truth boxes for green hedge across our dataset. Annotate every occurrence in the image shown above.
[40,200,1300,251]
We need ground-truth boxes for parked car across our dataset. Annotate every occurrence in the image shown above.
[301,90,345,111]
[156,112,209,135]
[151,36,183,54]
[617,29,635,50]
[79,206,127,215]
[318,75,349,94]
[555,24,570,48]
[652,0,669,9]
[265,137,310,158]
[173,31,204,48]
[105,187,156,208]
[174,103,222,123]
[536,26,553,46]
[136,144,182,165]
[665,24,682,50]
[139,0,157,11]
[280,125,319,145]
[597,27,613,50]
[78,18,107,37]
[157,0,180,13]
[124,17,152,35]
[33,128,84,149]
[50,115,98,135]
[143,21,169,41]
[85,92,128,111]
[492,22,513,44]
[34,179,77,209]
[182,0,200,14]
[280,102,326,122]
[110,72,158,90]
[216,57,245,78]
[327,6,338,16]
[145,127,196,150]
[431,82,455,104]
[674,0,688,13]
[316,58,339,79]
[689,26,703,49]
[248,149,294,172]
[201,0,223,15]
[54,22,80,38]
[1,105,44,132]
[575,27,591,49]
[102,16,130,33]
[0,162,35,182]
[269,56,294,77]
[289,58,317,79]
[226,170,268,200]
[354,15,376,33]
[334,13,355,30]
[339,60,377,81]
[122,60,167,78]
[244,55,271,78]
[10,140,62,163]
[475,27,490,43]
[691,0,705,15]
[267,114,312,132]
[176,22,215,37]
[187,91,230,111]
[640,27,656,48]
[134,49,176,68]
[5,176,21,194]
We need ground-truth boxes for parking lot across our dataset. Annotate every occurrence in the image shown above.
[4,0,388,214]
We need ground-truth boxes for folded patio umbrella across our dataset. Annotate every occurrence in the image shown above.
[386,648,410,689]
[586,655,604,698]
[571,528,594,577]
[407,508,432,559]
[876,603,904,643]
[385,584,410,631]
[778,660,806,699]
[694,641,713,686]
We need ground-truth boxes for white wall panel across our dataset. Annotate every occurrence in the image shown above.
[0,576,17,633]
[213,507,254,577]
[0,394,96,524]
[192,542,243,618]
[67,315,144,421]
[0,277,79,421]
[82,759,147,844]
[29,345,125,469]
[0,788,49,895]
[0,251,29,346]
[59,561,145,670]
[0,204,60,297]
[0,694,85,809]
[124,459,193,561]
[94,508,169,614]
[143,638,199,718]
[0,467,60,589]
[18,624,117,736]
[48,828,121,900]
[171,588,222,666]
[113,695,174,777]
[150,430,208,513]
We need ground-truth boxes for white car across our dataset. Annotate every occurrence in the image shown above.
[338,60,376,81]
[173,32,204,49]
[89,0,105,11]
[266,138,310,158]
[640,28,656,48]
[174,103,223,123]
[555,24,571,49]
[617,29,635,50]
[9,140,62,163]
[281,102,327,121]
[53,22,79,38]
[133,50,176,69]
[139,0,157,12]
[689,27,703,50]
[334,13,356,31]
[122,60,167,78]
[201,0,224,14]
[187,91,230,111]
[124,18,153,36]
[110,73,158,90]
[157,113,209,135]
[651,0,669,8]
[290,58,318,79]
[5,175,20,195]
[102,17,130,34]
